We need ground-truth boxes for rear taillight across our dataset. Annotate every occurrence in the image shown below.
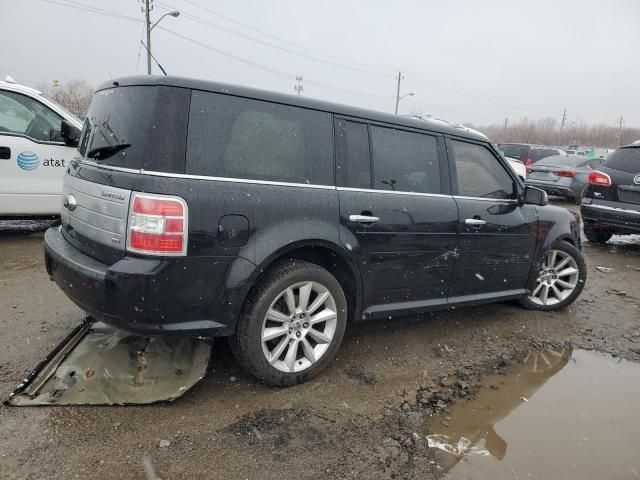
[554,170,577,177]
[525,158,533,174]
[127,193,188,256]
[587,170,612,187]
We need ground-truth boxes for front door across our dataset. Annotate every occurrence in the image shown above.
[0,89,72,215]
[446,138,538,300]
[335,119,458,318]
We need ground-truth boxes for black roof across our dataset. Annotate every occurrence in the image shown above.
[99,75,487,142]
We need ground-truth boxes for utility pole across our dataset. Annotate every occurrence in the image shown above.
[617,116,625,148]
[394,71,404,115]
[502,118,508,142]
[144,0,153,75]
[294,76,304,96]
[559,109,567,146]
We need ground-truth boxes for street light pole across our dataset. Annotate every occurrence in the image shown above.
[142,0,180,75]
[394,71,403,115]
[145,0,152,75]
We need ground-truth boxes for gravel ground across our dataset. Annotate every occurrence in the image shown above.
[1,200,638,480]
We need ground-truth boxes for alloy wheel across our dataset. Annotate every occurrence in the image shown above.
[261,281,338,373]
[528,249,580,306]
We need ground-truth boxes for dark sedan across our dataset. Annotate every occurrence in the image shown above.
[526,154,604,204]
[581,144,640,243]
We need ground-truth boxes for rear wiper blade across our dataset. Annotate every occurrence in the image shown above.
[86,143,131,160]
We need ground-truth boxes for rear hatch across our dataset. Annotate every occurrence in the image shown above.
[61,82,190,264]
[588,147,640,204]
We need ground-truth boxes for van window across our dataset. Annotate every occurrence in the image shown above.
[335,119,371,189]
[187,91,333,185]
[451,140,515,199]
[370,126,441,194]
[0,90,63,143]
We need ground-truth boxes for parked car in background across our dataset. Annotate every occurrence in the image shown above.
[581,143,640,243]
[525,154,604,204]
[43,75,586,386]
[0,76,82,217]
[498,143,566,174]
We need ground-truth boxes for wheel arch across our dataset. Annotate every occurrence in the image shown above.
[237,240,363,329]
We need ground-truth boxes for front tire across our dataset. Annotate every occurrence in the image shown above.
[230,260,347,386]
[519,241,586,311]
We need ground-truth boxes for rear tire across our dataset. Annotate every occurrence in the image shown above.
[230,260,347,386]
[519,241,586,311]
[584,226,613,244]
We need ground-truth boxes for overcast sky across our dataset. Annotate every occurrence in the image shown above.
[1,0,639,127]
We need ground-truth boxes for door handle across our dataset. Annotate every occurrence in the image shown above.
[349,214,380,224]
[465,218,487,226]
[0,146,10,160]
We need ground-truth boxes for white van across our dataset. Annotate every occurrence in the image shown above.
[0,77,83,216]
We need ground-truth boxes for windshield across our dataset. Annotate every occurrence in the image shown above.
[499,144,528,160]
[78,86,156,168]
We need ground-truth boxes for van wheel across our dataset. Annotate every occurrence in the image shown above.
[519,241,586,311]
[230,260,347,386]
[584,226,613,244]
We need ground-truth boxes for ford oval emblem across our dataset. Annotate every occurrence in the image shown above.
[64,194,77,211]
[634,174,640,185]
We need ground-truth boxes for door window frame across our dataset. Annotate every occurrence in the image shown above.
[445,136,523,201]
[334,115,452,196]
[0,89,65,146]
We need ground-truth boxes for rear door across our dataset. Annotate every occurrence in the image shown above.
[447,138,537,300]
[335,119,458,318]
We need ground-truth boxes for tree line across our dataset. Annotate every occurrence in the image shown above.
[37,80,94,119]
[470,117,639,149]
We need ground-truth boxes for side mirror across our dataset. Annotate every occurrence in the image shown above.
[61,119,80,148]
[523,186,548,206]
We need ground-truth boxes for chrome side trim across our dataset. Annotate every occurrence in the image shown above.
[77,159,141,174]
[584,203,640,216]
[141,170,337,190]
[337,186,451,199]
[452,195,517,203]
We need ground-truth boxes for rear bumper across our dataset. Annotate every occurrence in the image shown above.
[44,227,255,336]
[525,180,578,198]
[581,200,640,234]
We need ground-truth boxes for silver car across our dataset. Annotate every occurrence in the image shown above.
[525,154,604,204]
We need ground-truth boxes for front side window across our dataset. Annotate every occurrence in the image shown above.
[0,90,62,142]
[370,126,441,194]
[451,140,516,199]
[187,91,333,185]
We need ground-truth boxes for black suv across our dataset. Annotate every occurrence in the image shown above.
[44,76,586,386]
[581,143,640,243]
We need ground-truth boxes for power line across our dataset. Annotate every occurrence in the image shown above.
[43,0,142,22]
[156,1,391,77]
[179,0,396,75]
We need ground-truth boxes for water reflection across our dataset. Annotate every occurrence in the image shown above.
[425,349,640,479]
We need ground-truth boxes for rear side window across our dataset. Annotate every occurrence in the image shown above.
[335,119,371,189]
[187,91,333,185]
[370,126,441,194]
[604,148,640,173]
[451,140,516,199]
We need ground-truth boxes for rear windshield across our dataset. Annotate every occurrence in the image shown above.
[532,148,559,161]
[499,144,528,160]
[78,85,189,173]
[604,147,640,173]
[537,155,588,167]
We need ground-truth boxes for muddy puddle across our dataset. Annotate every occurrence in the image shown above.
[425,348,640,479]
